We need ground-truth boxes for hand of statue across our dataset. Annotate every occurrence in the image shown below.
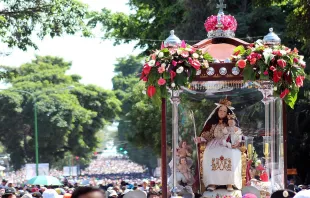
[194,137,206,144]
[232,142,240,149]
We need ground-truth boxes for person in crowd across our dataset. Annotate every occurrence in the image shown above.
[72,187,105,198]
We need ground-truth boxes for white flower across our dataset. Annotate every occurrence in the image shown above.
[280,50,287,55]
[171,83,176,88]
[155,50,160,55]
[185,48,192,51]
[177,49,183,55]
[161,63,166,67]
[158,52,164,58]
[300,55,304,61]
[283,191,289,198]
[192,53,199,59]
[203,60,209,68]
[200,55,203,59]
[142,90,146,95]
[148,60,156,67]
[176,66,184,73]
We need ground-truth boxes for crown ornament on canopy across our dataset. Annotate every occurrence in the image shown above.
[204,0,237,38]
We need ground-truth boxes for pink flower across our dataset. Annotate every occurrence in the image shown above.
[263,70,269,75]
[277,59,286,68]
[169,48,177,55]
[280,89,290,99]
[269,66,276,71]
[157,78,166,86]
[237,60,246,68]
[172,60,178,67]
[188,57,201,70]
[257,54,262,60]
[156,61,161,67]
[158,66,165,74]
[293,57,299,63]
[296,76,305,87]
[181,50,189,58]
[250,58,257,65]
[180,40,186,48]
[160,42,165,50]
[170,71,176,81]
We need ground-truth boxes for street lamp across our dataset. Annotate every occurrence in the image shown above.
[0,86,74,176]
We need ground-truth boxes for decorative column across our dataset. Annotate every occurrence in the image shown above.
[171,90,182,196]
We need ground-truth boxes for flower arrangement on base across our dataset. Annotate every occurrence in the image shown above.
[140,40,213,103]
[232,40,306,108]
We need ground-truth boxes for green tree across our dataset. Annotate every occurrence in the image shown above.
[0,0,91,50]
[0,56,121,169]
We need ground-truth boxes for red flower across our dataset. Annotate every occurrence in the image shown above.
[156,61,161,67]
[263,70,269,75]
[170,70,176,81]
[250,58,257,65]
[249,43,255,48]
[188,57,201,70]
[277,59,286,68]
[257,54,262,60]
[147,85,156,97]
[296,76,305,88]
[273,70,283,83]
[280,88,290,99]
[237,59,246,68]
[158,78,166,86]
[142,76,148,82]
[142,64,152,75]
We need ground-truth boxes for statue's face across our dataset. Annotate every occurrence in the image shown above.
[180,158,186,165]
[218,105,228,119]
[182,141,187,147]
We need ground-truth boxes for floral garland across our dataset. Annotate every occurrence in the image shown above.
[233,40,306,108]
[140,41,212,102]
[141,40,306,108]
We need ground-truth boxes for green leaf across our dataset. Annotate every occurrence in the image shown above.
[242,65,256,81]
[203,52,213,62]
[234,45,246,55]
[284,89,298,109]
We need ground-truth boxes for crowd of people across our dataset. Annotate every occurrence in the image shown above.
[82,156,145,175]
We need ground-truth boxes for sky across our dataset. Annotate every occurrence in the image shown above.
[0,0,141,90]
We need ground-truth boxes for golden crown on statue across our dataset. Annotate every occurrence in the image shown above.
[219,97,232,107]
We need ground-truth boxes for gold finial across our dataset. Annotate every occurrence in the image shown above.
[218,97,232,107]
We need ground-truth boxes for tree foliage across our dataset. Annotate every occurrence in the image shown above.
[0,56,121,169]
[0,0,91,50]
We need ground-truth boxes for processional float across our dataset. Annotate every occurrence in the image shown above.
[140,1,306,198]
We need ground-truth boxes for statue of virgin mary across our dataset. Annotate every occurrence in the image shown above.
[196,98,243,192]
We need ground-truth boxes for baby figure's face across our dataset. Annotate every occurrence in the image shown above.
[228,119,235,127]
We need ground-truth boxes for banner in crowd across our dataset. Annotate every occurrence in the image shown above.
[25,163,49,180]
[63,166,78,176]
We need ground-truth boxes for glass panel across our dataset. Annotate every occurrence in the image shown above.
[169,81,284,196]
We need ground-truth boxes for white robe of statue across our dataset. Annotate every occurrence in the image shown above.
[199,104,243,190]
